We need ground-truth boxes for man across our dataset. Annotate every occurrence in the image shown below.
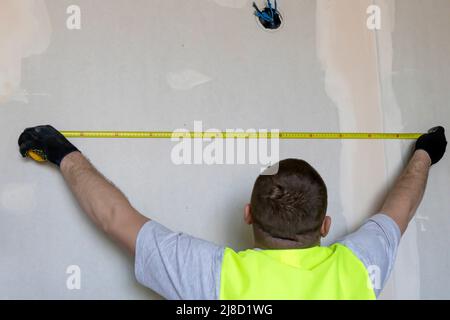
[18,125,447,299]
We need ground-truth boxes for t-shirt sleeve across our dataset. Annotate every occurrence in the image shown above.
[134,220,225,300]
[336,213,401,297]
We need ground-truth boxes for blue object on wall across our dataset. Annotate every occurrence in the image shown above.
[253,0,282,30]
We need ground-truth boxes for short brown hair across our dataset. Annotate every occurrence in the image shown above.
[250,159,328,241]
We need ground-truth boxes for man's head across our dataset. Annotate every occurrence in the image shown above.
[245,158,330,249]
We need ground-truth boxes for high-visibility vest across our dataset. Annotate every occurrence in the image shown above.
[219,243,376,300]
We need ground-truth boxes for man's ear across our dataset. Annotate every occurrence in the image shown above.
[244,204,253,225]
[320,215,331,238]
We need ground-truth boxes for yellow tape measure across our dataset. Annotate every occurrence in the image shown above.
[60,131,422,140]
[26,149,47,162]
[26,131,422,163]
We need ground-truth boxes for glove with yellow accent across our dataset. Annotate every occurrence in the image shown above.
[18,125,79,166]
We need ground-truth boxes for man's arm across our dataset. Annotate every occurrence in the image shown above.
[381,126,447,235]
[380,150,430,235]
[18,125,149,255]
[60,151,149,254]
[337,126,446,295]
[19,125,224,299]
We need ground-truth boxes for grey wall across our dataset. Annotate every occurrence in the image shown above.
[0,0,449,299]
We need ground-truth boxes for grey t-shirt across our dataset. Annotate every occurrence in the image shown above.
[134,213,401,299]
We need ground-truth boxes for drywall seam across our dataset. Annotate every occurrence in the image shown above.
[316,0,419,299]
[316,0,386,228]
[0,182,37,214]
[372,0,420,299]
[166,69,212,90]
[0,0,51,105]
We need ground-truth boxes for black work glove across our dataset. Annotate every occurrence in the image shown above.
[414,126,447,165]
[18,125,79,166]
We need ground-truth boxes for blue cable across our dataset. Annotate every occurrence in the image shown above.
[254,0,278,23]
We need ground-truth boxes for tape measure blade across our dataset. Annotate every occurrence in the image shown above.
[60,131,423,140]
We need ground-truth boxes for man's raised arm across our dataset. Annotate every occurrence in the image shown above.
[18,125,149,255]
[381,126,447,234]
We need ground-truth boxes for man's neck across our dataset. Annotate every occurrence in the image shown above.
[254,238,320,250]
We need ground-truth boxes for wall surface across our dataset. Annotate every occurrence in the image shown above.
[0,0,449,299]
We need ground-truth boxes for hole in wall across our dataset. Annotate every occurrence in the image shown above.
[253,0,283,31]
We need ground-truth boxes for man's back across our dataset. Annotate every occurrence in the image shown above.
[220,244,374,299]
[135,214,400,299]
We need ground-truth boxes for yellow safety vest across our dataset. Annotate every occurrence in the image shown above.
[220,243,376,300]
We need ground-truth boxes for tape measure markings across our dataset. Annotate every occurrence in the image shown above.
[60,131,422,140]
